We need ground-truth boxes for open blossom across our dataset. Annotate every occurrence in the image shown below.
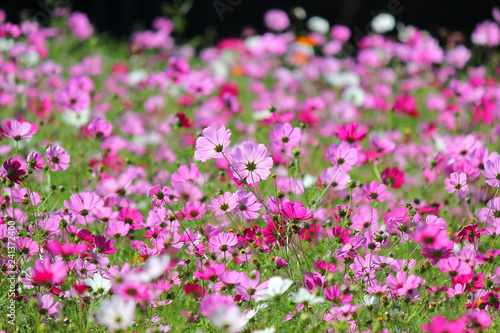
[64,192,104,216]
[209,192,238,216]
[235,189,262,220]
[3,158,26,184]
[269,123,301,147]
[381,167,405,189]
[363,180,388,202]
[326,142,358,171]
[264,9,290,31]
[194,125,231,162]
[437,257,472,277]
[386,271,423,296]
[482,156,500,187]
[230,141,273,184]
[336,122,367,144]
[26,152,44,170]
[96,295,135,331]
[255,276,293,301]
[46,146,70,171]
[208,232,238,253]
[88,118,113,138]
[444,172,468,193]
[36,293,62,316]
[0,119,39,140]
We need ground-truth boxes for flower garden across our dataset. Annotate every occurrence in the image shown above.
[1,6,500,333]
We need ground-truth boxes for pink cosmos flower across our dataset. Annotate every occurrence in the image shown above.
[36,293,62,316]
[482,156,500,187]
[194,263,226,282]
[46,146,70,171]
[64,192,104,217]
[194,125,231,162]
[235,270,269,301]
[16,237,39,256]
[166,57,190,83]
[105,221,131,238]
[88,118,113,139]
[264,9,290,31]
[0,119,39,141]
[386,271,423,296]
[208,233,238,253]
[465,311,492,330]
[171,163,199,185]
[437,257,472,277]
[235,189,262,220]
[444,172,468,193]
[26,152,44,170]
[363,181,388,202]
[230,141,273,184]
[68,12,94,40]
[209,192,238,216]
[320,167,350,191]
[471,20,500,46]
[269,123,301,147]
[326,142,358,172]
[3,158,26,184]
[54,85,90,113]
[182,201,206,220]
[148,185,170,210]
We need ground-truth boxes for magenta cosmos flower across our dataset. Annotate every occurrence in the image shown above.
[363,181,388,202]
[230,141,273,184]
[3,158,26,184]
[0,120,39,141]
[194,125,231,162]
[444,172,468,193]
[46,146,70,171]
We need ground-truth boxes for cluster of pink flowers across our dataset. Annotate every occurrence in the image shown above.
[1,6,500,333]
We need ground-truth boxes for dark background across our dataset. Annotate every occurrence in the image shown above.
[1,0,499,43]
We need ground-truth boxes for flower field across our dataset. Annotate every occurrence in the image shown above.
[1,7,500,333]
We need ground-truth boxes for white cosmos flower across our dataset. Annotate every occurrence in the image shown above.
[343,85,366,107]
[289,288,325,305]
[371,13,396,33]
[211,306,248,333]
[254,327,276,333]
[96,295,136,331]
[255,276,293,301]
[128,255,170,283]
[324,71,361,87]
[84,273,111,297]
[302,174,317,189]
[127,69,148,86]
[361,295,378,307]
[245,303,268,320]
[61,108,90,128]
[307,16,330,34]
